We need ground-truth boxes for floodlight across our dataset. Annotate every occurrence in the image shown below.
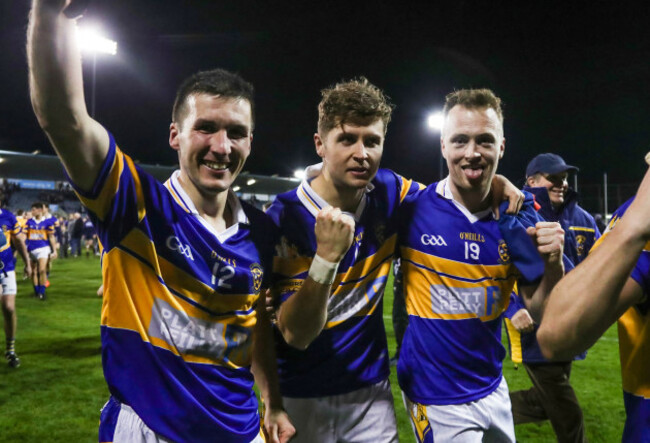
[76,26,117,55]
[427,111,444,132]
[293,169,306,180]
[246,179,256,186]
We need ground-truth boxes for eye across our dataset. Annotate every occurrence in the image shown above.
[337,134,356,145]
[228,128,249,139]
[451,135,468,145]
[365,137,381,148]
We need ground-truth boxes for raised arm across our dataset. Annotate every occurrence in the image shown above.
[276,207,354,350]
[537,166,650,360]
[28,0,109,191]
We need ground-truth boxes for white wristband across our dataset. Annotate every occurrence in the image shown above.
[308,254,339,285]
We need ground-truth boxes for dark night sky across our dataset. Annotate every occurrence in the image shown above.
[1,1,649,190]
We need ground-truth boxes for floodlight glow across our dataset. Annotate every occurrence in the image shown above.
[233,186,241,192]
[293,169,306,180]
[76,26,117,55]
[0,158,4,164]
[427,111,444,132]
[246,179,256,186]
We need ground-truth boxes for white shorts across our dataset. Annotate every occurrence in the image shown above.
[30,246,51,261]
[0,271,16,296]
[283,378,399,443]
[112,403,265,443]
[404,376,515,443]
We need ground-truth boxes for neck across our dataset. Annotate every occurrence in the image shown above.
[177,173,232,233]
[310,174,365,213]
[447,180,491,213]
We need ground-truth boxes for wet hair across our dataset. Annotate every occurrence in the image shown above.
[317,77,393,136]
[172,69,255,129]
[31,202,44,209]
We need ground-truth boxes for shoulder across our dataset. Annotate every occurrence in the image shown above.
[240,200,276,233]
[264,188,299,224]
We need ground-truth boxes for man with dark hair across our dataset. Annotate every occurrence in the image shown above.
[504,153,600,442]
[25,202,57,300]
[538,159,650,442]
[28,1,293,442]
[397,88,566,442]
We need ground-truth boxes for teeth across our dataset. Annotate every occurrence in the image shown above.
[203,161,228,170]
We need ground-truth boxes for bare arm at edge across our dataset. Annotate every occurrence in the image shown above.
[28,0,109,192]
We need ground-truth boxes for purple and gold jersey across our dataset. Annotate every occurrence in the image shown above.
[25,215,55,252]
[72,132,275,443]
[397,179,522,405]
[0,209,20,271]
[267,166,421,397]
[598,198,650,442]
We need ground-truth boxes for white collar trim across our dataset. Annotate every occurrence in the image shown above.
[166,170,248,242]
[436,177,493,223]
[295,163,371,221]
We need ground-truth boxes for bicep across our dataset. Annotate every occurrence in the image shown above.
[53,118,111,193]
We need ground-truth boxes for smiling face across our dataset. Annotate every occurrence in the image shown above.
[169,93,252,198]
[315,119,385,191]
[528,171,569,208]
[441,105,505,209]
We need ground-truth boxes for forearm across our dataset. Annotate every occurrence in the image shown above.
[29,2,87,137]
[276,277,331,350]
[522,261,564,322]
[538,226,645,359]
[28,0,108,190]
[251,302,284,410]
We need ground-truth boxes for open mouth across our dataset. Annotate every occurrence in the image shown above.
[202,160,229,171]
[461,165,484,180]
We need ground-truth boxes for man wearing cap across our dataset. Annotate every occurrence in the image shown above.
[504,153,600,442]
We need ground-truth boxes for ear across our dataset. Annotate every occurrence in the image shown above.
[440,136,447,160]
[498,137,505,159]
[169,122,180,152]
[314,133,326,159]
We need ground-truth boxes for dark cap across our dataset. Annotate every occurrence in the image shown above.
[525,153,579,177]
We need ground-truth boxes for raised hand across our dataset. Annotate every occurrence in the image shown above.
[314,206,355,263]
[526,221,565,265]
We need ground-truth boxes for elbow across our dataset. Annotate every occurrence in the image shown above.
[279,328,314,351]
[276,316,319,351]
[536,327,571,361]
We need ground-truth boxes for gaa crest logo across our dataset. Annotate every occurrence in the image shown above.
[576,234,586,257]
[498,239,511,264]
[250,263,263,293]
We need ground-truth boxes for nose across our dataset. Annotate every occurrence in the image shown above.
[464,141,481,160]
[210,130,231,155]
[352,141,368,161]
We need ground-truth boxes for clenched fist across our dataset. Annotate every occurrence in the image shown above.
[511,308,535,333]
[314,206,355,263]
[526,221,565,265]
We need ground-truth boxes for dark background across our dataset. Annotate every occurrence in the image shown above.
[2,1,649,192]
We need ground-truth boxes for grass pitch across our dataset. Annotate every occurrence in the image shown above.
[0,258,624,441]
